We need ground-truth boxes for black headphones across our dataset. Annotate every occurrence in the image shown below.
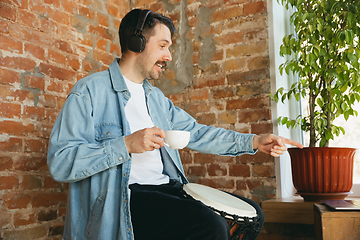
[127,10,152,53]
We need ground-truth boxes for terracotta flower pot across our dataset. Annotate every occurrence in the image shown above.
[288,147,356,201]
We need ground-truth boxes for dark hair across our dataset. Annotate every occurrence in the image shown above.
[119,9,175,54]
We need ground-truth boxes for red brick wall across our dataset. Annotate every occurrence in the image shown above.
[0,0,274,239]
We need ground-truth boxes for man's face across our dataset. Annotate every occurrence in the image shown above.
[135,23,172,80]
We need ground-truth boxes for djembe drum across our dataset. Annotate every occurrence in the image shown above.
[182,183,261,240]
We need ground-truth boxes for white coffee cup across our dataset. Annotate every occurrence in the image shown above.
[164,130,190,149]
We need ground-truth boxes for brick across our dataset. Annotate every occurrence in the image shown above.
[0,120,35,136]
[244,1,267,16]
[212,88,234,99]
[55,39,75,54]
[236,151,273,164]
[17,9,41,29]
[218,111,237,124]
[225,58,247,72]
[212,7,244,23]
[49,9,70,25]
[0,87,34,103]
[195,178,235,189]
[0,35,23,54]
[0,156,14,170]
[251,122,273,134]
[0,209,12,228]
[32,192,67,207]
[2,225,48,239]
[3,193,31,209]
[67,55,81,71]
[61,0,77,13]
[110,42,120,56]
[89,25,115,41]
[226,41,268,57]
[194,153,234,164]
[226,96,269,110]
[21,174,43,190]
[0,137,22,152]
[44,0,61,8]
[189,89,209,100]
[40,94,57,108]
[196,113,216,125]
[236,82,270,97]
[24,138,46,152]
[0,102,21,118]
[187,165,207,177]
[45,108,59,123]
[38,209,57,221]
[253,164,275,177]
[0,55,36,72]
[96,38,108,51]
[14,212,37,227]
[208,164,227,176]
[0,20,9,34]
[14,155,47,171]
[48,49,67,65]
[229,164,250,177]
[24,106,45,121]
[179,149,192,164]
[248,56,270,70]
[0,68,21,84]
[24,75,45,90]
[97,12,109,26]
[25,43,45,59]
[39,63,76,80]
[238,109,271,123]
[0,2,16,21]
[47,80,64,93]
[235,180,248,190]
[93,49,114,65]
[214,31,244,45]
[44,176,61,189]
[228,69,269,85]
[193,77,225,89]
[184,102,211,117]
[244,29,268,42]
[0,176,18,190]
[49,223,65,236]
[40,18,58,35]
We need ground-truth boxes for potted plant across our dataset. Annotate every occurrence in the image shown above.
[272,0,360,201]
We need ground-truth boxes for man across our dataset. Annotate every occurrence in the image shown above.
[47,9,303,240]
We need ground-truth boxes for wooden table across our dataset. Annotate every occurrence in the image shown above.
[314,203,360,240]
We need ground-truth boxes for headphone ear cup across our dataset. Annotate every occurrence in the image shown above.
[127,34,146,53]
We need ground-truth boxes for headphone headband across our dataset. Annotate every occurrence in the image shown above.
[134,10,152,35]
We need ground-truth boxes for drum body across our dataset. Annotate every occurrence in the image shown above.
[182,183,261,240]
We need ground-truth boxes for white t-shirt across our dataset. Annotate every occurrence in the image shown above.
[124,76,169,185]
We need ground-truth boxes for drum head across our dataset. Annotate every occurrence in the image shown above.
[183,183,257,218]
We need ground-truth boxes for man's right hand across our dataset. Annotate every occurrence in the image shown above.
[124,126,165,153]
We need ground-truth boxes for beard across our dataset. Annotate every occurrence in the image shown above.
[135,54,166,80]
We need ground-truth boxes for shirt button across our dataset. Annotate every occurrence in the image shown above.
[127,228,130,231]
[106,132,110,135]
[125,200,128,203]
[118,157,122,161]
[124,174,127,177]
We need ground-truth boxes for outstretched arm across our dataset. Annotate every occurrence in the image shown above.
[252,134,303,157]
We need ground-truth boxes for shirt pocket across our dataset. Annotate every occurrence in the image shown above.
[95,124,123,142]
[85,195,106,237]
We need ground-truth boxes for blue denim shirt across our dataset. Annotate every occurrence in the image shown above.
[47,59,257,240]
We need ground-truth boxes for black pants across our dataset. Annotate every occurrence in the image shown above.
[129,180,264,240]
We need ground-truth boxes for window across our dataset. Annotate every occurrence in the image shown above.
[268,0,360,198]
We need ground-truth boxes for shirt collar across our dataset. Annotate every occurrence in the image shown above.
[109,58,153,92]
